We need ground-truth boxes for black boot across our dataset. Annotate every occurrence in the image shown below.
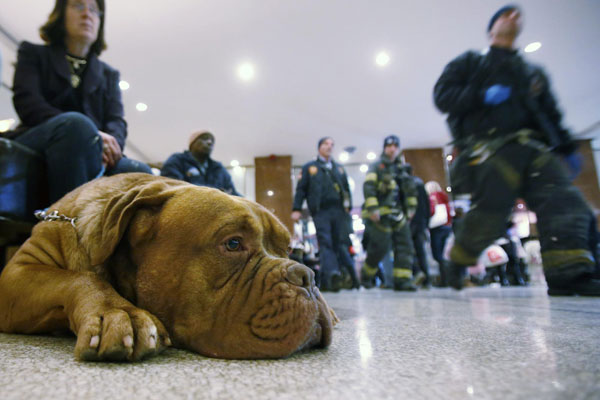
[320,273,342,292]
[360,273,375,289]
[546,262,600,296]
[393,277,417,291]
[547,274,600,296]
[438,261,449,287]
[499,264,510,287]
[447,262,468,290]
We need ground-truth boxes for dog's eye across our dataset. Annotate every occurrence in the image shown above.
[225,238,243,252]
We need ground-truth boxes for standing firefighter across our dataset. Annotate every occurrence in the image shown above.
[433,5,599,295]
[361,135,418,291]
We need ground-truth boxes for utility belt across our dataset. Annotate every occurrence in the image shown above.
[361,205,404,221]
[450,129,549,194]
[464,129,549,166]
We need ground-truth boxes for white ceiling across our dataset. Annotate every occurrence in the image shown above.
[1,0,599,166]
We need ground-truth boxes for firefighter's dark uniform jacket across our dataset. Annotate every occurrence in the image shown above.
[434,46,575,154]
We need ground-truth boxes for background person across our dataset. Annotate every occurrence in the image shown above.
[425,180,453,287]
[161,131,240,196]
[361,135,417,291]
[433,4,599,295]
[9,0,151,204]
[405,164,431,288]
[291,137,352,292]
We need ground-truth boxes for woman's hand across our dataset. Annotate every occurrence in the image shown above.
[99,131,122,169]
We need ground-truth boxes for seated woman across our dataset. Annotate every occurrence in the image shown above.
[9,0,151,204]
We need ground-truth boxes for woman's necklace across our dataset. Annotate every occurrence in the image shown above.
[65,54,87,88]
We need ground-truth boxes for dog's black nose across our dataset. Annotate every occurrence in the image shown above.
[285,264,314,289]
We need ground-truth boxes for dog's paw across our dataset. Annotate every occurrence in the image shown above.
[74,306,171,362]
[329,307,340,326]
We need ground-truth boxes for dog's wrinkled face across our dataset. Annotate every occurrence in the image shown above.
[126,187,332,359]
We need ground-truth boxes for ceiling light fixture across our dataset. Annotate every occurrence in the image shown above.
[375,51,390,67]
[360,164,369,173]
[0,118,15,132]
[339,152,349,162]
[237,62,256,81]
[267,190,274,197]
[524,42,542,53]
[119,80,130,90]
[136,103,148,112]
[366,152,376,160]
[230,160,240,167]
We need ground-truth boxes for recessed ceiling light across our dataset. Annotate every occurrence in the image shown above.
[237,62,256,81]
[119,80,130,90]
[375,51,390,67]
[367,152,376,160]
[267,190,274,197]
[230,160,240,167]
[524,42,542,53]
[339,152,349,162]
[136,103,148,112]
[0,118,15,132]
[360,164,369,173]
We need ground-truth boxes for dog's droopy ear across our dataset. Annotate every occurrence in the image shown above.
[86,180,181,265]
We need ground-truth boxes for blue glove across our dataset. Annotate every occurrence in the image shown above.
[563,152,583,180]
[484,84,512,105]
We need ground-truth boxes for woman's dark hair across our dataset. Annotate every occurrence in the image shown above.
[39,0,107,56]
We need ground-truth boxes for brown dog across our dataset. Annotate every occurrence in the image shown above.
[0,174,337,361]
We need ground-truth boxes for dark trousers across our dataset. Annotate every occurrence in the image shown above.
[450,142,594,284]
[430,225,452,286]
[588,212,600,277]
[14,112,152,204]
[411,229,430,282]
[312,207,345,286]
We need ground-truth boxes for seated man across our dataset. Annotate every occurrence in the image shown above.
[161,131,240,196]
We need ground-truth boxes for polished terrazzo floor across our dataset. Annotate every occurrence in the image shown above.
[1,286,599,400]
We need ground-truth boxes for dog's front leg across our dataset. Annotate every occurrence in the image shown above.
[0,262,171,361]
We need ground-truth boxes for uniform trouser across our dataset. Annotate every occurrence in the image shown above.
[430,225,452,285]
[337,241,359,286]
[312,207,345,286]
[412,228,430,282]
[450,142,595,285]
[14,112,152,204]
[363,216,415,280]
[338,214,359,286]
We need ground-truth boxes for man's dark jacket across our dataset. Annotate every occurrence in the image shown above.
[11,41,127,149]
[293,158,351,215]
[161,151,240,196]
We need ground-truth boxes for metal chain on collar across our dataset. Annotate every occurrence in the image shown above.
[34,209,77,227]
